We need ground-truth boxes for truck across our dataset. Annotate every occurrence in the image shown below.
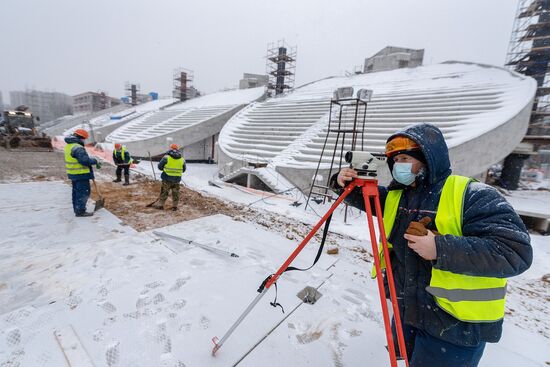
[0,105,52,149]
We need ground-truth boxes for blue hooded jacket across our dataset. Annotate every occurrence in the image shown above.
[158,149,186,183]
[338,124,532,347]
[64,136,97,181]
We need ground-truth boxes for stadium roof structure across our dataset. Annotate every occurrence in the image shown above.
[217,61,537,192]
[106,87,266,157]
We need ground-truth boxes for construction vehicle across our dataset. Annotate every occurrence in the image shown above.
[0,105,52,149]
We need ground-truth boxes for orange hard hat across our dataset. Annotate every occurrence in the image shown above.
[74,129,89,139]
[114,143,122,150]
[170,143,179,150]
[385,136,420,157]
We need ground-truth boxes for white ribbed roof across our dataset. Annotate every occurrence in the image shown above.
[219,62,536,169]
[106,87,265,143]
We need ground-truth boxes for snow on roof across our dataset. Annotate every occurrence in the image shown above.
[41,104,129,136]
[106,87,265,143]
[63,98,179,137]
[219,61,536,169]
[168,87,266,109]
[89,98,179,126]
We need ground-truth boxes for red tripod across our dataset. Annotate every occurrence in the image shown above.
[212,177,409,367]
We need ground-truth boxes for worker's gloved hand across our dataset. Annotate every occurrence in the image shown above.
[406,217,439,236]
[95,161,102,169]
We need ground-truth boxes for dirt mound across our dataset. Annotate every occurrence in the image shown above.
[91,175,238,231]
[0,135,53,149]
[0,149,66,183]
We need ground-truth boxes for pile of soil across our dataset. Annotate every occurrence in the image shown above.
[0,149,66,182]
[91,174,238,231]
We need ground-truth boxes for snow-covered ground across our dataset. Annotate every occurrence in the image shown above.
[0,165,549,366]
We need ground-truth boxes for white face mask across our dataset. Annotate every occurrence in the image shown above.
[392,163,416,185]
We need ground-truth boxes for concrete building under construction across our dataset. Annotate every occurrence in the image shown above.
[364,46,424,73]
[9,89,73,123]
[73,91,121,114]
[239,73,269,90]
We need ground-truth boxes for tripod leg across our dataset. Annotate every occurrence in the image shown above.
[362,187,399,367]
[373,195,409,366]
[213,182,358,355]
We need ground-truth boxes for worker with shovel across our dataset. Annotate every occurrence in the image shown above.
[334,123,532,366]
[151,143,186,211]
[112,143,132,186]
[64,129,101,217]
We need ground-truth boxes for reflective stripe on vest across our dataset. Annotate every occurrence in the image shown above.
[375,175,507,322]
[115,147,133,164]
[64,143,90,175]
[164,156,184,177]
[370,190,400,278]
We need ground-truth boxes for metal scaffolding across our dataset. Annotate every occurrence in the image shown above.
[305,87,372,211]
[266,40,297,96]
[125,82,140,106]
[506,0,550,138]
[97,90,108,110]
[173,68,194,102]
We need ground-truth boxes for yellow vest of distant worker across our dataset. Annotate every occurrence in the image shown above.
[115,147,133,164]
[64,143,90,175]
[163,156,184,177]
[373,175,507,322]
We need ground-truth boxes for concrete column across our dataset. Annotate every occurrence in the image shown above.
[500,153,530,190]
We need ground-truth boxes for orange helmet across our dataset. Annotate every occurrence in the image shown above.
[114,143,122,150]
[385,136,420,157]
[74,129,89,139]
[170,143,179,150]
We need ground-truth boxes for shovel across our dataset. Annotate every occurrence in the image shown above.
[92,179,105,211]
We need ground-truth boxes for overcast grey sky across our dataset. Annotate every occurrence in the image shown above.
[0,0,519,101]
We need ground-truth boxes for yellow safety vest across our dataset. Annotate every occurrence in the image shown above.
[373,175,507,322]
[163,155,184,177]
[114,147,133,164]
[64,143,90,175]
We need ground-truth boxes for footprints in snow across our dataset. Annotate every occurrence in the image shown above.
[6,328,21,347]
[169,277,188,292]
[339,288,381,324]
[105,341,120,367]
[98,301,117,313]
[339,288,371,307]
[2,328,25,367]
[199,316,210,330]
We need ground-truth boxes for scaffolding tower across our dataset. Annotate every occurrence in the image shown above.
[266,40,297,96]
[173,68,194,102]
[506,0,550,137]
[98,90,108,110]
[503,0,550,189]
[125,82,140,106]
[305,87,373,211]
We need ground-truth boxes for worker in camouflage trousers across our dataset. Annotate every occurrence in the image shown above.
[334,123,532,367]
[152,143,186,211]
[64,129,99,217]
[112,143,132,185]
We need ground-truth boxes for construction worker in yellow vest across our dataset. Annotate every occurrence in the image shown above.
[334,123,532,367]
[64,129,100,217]
[112,143,133,185]
[152,143,186,211]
